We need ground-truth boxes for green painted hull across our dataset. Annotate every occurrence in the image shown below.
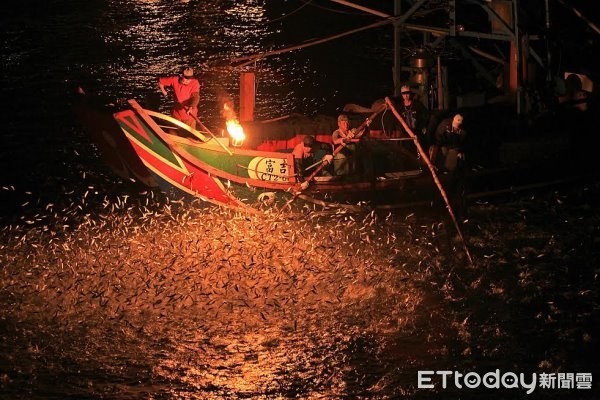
[106,99,426,211]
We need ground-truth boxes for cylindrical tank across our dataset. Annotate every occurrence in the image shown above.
[412,70,428,85]
[411,49,432,69]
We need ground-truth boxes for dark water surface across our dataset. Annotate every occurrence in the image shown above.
[1,1,599,399]
[1,185,599,399]
[1,0,393,218]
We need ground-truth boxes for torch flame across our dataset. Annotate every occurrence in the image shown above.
[226,119,246,147]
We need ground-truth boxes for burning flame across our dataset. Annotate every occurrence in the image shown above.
[222,103,245,147]
[226,119,245,147]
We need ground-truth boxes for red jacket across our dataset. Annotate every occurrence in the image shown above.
[159,75,200,122]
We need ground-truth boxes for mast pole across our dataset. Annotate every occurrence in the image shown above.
[545,0,552,82]
[393,0,402,96]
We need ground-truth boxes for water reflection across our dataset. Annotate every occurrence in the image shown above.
[1,0,392,136]
[1,174,598,398]
[88,0,317,128]
[1,2,598,398]
[1,0,391,219]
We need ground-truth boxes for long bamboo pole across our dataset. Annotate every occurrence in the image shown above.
[384,97,473,265]
[189,113,233,156]
[231,0,429,66]
[232,18,394,65]
[556,0,600,35]
[277,106,385,214]
[301,105,384,186]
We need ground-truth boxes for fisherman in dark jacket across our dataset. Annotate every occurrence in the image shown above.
[397,85,430,144]
[292,135,333,184]
[429,113,468,216]
[429,113,466,172]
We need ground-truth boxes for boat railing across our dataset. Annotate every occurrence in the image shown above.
[145,109,210,143]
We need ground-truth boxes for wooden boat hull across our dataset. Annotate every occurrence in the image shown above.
[74,95,157,187]
[84,98,426,210]
[113,108,249,209]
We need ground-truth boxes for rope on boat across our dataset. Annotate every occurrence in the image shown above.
[556,0,600,35]
[231,0,429,66]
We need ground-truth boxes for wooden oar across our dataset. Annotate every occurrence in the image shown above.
[384,97,473,265]
[188,113,233,155]
[278,105,386,213]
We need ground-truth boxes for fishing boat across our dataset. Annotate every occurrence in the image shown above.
[76,95,435,212]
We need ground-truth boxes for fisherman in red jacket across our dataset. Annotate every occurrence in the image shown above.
[158,66,201,129]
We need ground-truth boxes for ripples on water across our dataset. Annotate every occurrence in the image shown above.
[1,0,391,123]
[1,0,393,211]
[2,2,599,399]
[1,184,599,398]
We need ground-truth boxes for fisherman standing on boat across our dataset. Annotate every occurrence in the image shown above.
[397,85,430,145]
[429,113,467,173]
[429,113,468,216]
[158,66,201,129]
